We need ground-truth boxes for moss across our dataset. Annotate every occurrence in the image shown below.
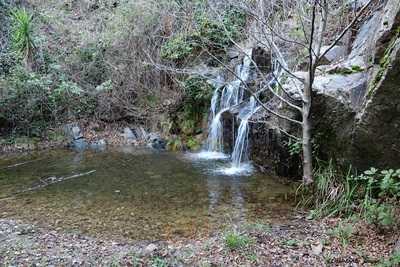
[327,65,364,75]
[368,27,400,98]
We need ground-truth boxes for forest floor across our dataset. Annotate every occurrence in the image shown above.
[0,214,397,266]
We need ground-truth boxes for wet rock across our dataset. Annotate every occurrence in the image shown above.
[147,133,166,150]
[63,123,88,151]
[71,138,88,151]
[90,139,107,151]
[131,126,147,141]
[64,124,84,141]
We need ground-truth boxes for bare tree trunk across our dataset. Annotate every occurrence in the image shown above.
[302,75,313,184]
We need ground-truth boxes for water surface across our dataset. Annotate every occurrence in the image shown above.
[0,147,293,241]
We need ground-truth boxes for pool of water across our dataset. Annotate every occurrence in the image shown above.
[0,147,294,241]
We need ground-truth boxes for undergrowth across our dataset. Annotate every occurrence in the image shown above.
[297,160,400,229]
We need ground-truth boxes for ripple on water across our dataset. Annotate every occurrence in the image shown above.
[186,151,230,161]
[214,163,255,176]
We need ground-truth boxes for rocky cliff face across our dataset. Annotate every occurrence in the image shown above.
[247,0,400,175]
[314,0,400,170]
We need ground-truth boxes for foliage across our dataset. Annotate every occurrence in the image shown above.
[224,231,252,251]
[10,9,35,61]
[186,136,201,150]
[377,252,400,267]
[285,138,302,156]
[160,34,200,61]
[151,257,168,267]
[282,239,299,247]
[299,162,400,228]
[0,66,97,136]
[328,221,354,247]
[363,201,395,227]
[167,75,212,151]
[167,136,184,151]
[298,160,357,218]
[161,6,246,61]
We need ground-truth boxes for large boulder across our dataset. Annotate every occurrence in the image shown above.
[350,41,400,169]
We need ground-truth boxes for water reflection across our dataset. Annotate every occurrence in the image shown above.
[0,148,293,241]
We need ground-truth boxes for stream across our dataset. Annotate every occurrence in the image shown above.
[0,147,293,241]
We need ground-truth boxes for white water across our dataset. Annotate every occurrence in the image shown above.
[193,49,265,175]
[189,43,288,175]
[231,96,260,167]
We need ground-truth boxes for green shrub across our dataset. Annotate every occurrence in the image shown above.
[186,136,200,150]
[161,6,246,61]
[329,221,354,247]
[10,8,35,66]
[224,231,251,251]
[363,201,396,227]
[0,66,97,136]
[377,252,400,267]
[160,34,200,61]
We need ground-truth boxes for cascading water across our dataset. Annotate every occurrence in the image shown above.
[200,49,253,158]
[192,46,284,175]
[231,96,260,167]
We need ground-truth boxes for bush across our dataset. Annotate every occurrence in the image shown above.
[160,34,200,61]
[161,6,246,61]
[10,8,35,67]
[299,162,400,229]
[0,66,97,136]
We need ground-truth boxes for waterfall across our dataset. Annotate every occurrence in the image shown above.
[203,49,253,156]
[189,43,287,175]
[231,97,260,168]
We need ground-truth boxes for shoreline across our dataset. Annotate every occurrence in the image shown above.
[0,215,395,266]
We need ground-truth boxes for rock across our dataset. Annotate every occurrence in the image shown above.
[131,126,147,141]
[311,242,323,255]
[144,243,157,255]
[320,46,347,64]
[89,139,106,151]
[146,132,166,150]
[347,0,371,11]
[122,127,136,141]
[394,238,400,253]
[313,72,368,109]
[351,41,400,169]
[63,123,84,141]
[71,138,88,151]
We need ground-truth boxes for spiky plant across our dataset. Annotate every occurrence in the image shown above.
[10,8,35,70]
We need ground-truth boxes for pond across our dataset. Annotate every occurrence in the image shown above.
[0,147,294,241]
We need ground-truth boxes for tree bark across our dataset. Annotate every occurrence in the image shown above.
[302,75,313,184]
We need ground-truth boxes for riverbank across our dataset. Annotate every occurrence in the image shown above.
[0,121,141,155]
[0,216,396,266]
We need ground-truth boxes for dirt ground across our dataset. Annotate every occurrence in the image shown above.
[0,214,397,266]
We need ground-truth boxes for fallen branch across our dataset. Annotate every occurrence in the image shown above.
[0,159,43,170]
[0,170,96,200]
